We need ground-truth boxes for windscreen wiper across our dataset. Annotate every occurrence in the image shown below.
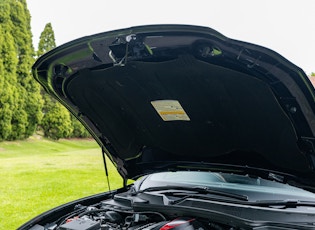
[138,185,248,202]
[251,200,315,209]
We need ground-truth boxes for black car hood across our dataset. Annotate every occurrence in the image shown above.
[32,25,315,187]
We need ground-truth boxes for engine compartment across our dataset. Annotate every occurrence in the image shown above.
[55,204,231,230]
[58,215,219,230]
[26,186,315,230]
[28,189,243,230]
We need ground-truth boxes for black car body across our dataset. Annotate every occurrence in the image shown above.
[19,25,315,230]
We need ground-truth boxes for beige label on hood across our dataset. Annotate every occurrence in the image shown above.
[151,100,190,121]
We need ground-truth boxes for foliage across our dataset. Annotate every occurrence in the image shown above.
[70,115,91,138]
[0,22,16,140]
[37,22,90,139]
[37,22,56,57]
[41,103,73,140]
[0,0,43,140]
[11,0,43,138]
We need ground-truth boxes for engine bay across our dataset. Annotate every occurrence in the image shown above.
[28,187,249,230]
[57,213,222,230]
[27,186,315,230]
[50,202,234,230]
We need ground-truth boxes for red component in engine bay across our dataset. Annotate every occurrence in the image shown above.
[160,217,202,230]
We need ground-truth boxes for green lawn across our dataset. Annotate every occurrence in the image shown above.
[0,137,123,229]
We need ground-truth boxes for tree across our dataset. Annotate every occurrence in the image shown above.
[10,0,43,138]
[37,22,90,139]
[70,117,91,138]
[0,1,28,140]
[0,0,43,140]
[41,103,73,140]
[37,22,56,57]
[0,22,16,140]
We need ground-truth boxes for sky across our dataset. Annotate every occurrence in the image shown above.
[27,0,315,74]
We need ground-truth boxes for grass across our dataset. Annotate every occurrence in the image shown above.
[0,137,123,229]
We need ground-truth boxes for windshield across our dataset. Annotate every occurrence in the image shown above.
[138,171,315,202]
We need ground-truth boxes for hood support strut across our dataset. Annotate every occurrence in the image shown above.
[102,148,111,191]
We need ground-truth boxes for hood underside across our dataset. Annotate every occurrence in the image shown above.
[32,25,315,187]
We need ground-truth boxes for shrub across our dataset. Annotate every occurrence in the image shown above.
[41,103,73,140]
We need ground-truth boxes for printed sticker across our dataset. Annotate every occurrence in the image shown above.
[151,100,190,121]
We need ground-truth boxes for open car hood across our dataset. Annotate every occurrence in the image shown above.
[32,25,315,187]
